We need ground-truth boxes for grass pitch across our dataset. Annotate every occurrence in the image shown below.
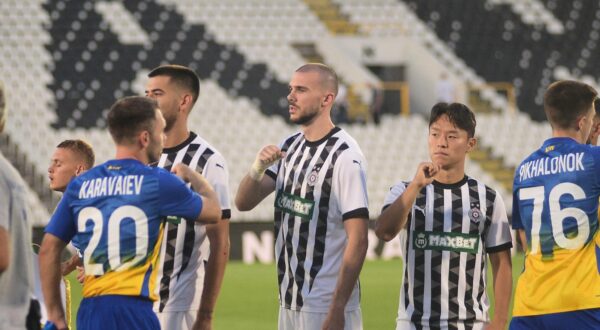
[66,254,525,329]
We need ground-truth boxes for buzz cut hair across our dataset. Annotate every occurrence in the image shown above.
[544,80,598,130]
[107,96,159,145]
[148,64,201,104]
[296,63,339,96]
[56,139,95,170]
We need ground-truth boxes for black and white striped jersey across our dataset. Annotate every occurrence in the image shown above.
[382,177,511,329]
[265,127,369,313]
[153,132,231,313]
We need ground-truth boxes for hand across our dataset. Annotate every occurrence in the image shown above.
[61,254,82,276]
[171,163,195,182]
[321,310,344,330]
[413,162,440,188]
[249,145,285,181]
[45,314,68,330]
[76,266,85,284]
[192,311,213,330]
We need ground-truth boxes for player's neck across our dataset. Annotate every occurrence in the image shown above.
[301,115,335,142]
[434,167,465,185]
[114,147,148,164]
[165,125,190,148]
[552,130,585,144]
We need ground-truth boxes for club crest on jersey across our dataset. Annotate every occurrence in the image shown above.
[307,171,318,186]
[468,203,482,224]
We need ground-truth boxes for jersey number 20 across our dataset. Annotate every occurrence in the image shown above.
[519,182,590,255]
[78,205,149,275]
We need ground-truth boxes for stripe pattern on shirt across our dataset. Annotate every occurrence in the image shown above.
[401,178,497,329]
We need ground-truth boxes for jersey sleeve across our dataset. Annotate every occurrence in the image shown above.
[158,170,203,222]
[511,187,524,230]
[382,182,408,212]
[485,192,513,252]
[45,190,77,243]
[334,149,369,220]
[203,153,231,219]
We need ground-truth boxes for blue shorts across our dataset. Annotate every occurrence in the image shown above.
[77,295,159,330]
[510,309,600,330]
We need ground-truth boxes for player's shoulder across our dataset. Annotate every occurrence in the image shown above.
[466,176,501,200]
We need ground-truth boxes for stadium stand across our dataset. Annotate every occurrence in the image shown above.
[14,0,594,225]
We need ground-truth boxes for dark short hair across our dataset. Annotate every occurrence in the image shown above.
[148,64,200,103]
[429,102,476,138]
[107,96,158,144]
[594,98,600,117]
[56,139,95,169]
[544,80,597,129]
[296,63,338,96]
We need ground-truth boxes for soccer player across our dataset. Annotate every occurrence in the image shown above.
[0,81,35,329]
[39,96,220,330]
[47,139,95,276]
[510,81,600,329]
[376,103,513,330]
[236,63,369,330]
[145,64,231,330]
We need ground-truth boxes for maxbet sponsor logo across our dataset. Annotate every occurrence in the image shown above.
[413,231,479,253]
[275,191,315,219]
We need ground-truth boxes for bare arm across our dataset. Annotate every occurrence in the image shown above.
[193,220,230,330]
[322,218,369,330]
[172,164,220,224]
[487,249,512,330]
[39,233,68,329]
[517,229,527,252]
[235,145,282,211]
[375,162,439,241]
[0,226,9,273]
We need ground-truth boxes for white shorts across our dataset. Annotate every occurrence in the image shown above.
[395,320,485,330]
[157,310,196,330]
[278,306,363,330]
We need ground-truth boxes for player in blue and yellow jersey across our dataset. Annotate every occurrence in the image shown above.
[511,80,600,329]
[38,96,221,330]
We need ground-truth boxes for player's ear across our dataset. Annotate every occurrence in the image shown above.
[139,130,150,148]
[75,164,84,176]
[466,137,477,152]
[322,93,334,108]
[180,94,193,112]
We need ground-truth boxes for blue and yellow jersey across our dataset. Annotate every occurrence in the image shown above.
[45,159,202,301]
[512,137,600,316]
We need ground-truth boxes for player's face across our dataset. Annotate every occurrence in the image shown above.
[287,71,327,126]
[48,148,82,192]
[147,109,166,164]
[428,114,475,170]
[145,76,180,133]
[588,114,600,145]
[580,104,597,144]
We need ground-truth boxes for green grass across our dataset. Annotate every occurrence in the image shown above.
[66,254,525,329]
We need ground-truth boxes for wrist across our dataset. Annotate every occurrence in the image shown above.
[198,309,213,319]
[249,158,267,181]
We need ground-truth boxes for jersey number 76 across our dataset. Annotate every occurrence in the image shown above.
[519,182,590,256]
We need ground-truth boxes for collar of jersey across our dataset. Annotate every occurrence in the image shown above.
[432,175,468,189]
[303,127,341,147]
[543,136,578,147]
[162,131,198,153]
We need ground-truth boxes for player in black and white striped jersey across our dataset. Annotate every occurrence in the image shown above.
[236,64,369,330]
[145,65,231,330]
[376,103,512,330]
